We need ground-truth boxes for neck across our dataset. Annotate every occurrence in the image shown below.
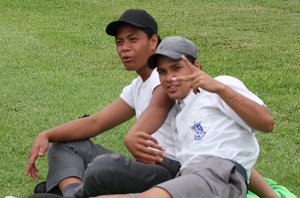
[136,65,153,81]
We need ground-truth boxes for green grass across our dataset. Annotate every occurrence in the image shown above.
[0,0,299,197]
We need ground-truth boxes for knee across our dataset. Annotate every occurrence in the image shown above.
[48,142,73,156]
[85,153,122,181]
[48,140,91,158]
[83,153,125,195]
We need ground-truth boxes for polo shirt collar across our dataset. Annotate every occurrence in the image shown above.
[176,90,195,111]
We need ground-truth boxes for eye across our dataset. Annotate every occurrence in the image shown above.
[115,39,123,46]
[157,69,165,75]
[129,37,138,42]
[173,65,182,71]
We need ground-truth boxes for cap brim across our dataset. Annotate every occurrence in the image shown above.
[106,20,148,36]
[148,52,181,69]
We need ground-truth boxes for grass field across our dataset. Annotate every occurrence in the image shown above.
[0,0,299,197]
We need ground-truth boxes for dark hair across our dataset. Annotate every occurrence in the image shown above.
[141,28,161,47]
[141,28,155,38]
[185,55,196,64]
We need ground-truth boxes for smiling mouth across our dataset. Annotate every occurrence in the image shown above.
[166,84,178,93]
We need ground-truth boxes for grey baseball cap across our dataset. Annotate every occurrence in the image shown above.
[148,36,198,69]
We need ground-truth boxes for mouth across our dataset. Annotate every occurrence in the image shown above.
[166,84,179,93]
[121,55,133,64]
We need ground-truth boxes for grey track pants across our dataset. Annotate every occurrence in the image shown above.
[46,139,180,197]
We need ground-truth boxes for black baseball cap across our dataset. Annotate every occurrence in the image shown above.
[106,9,158,36]
[148,36,198,69]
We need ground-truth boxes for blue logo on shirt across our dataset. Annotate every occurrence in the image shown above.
[191,121,206,140]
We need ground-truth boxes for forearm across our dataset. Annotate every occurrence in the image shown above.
[45,98,135,142]
[124,102,171,162]
[128,85,174,135]
[128,107,168,135]
[43,116,101,142]
[124,86,173,162]
[217,85,274,132]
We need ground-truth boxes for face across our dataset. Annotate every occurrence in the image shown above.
[115,25,158,72]
[157,56,194,100]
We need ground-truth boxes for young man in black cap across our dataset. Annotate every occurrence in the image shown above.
[26,9,179,198]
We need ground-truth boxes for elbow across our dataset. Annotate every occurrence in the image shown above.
[262,117,275,133]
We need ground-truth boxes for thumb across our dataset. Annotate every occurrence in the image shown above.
[38,146,47,157]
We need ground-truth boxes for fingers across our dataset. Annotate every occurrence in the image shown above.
[25,144,41,177]
[29,164,39,179]
[171,55,200,83]
[38,146,46,157]
[136,148,164,164]
[172,73,195,82]
[146,139,165,151]
[26,160,39,179]
[136,138,166,160]
[181,55,198,72]
[138,133,165,153]
[139,132,159,144]
[128,132,166,163]
[26,155,37,175]
[191,77,202,94]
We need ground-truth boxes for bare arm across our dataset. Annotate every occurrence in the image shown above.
[127,85,173,136]
[175,55,274,132]
[45,98,135,141]
[26,98,135,178]
[215,83,274,132]
[125,85,174,163]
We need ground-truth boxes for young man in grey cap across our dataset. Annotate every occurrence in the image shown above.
[26,9,180,198]
[97,36,275,198]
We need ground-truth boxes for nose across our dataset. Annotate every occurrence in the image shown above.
[165,71,174,83]
[121,40,131,52]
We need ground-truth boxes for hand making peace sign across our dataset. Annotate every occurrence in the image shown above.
[172,55,225,94]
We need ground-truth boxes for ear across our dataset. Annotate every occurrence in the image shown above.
[194,60,202,70]
[150,34,159,51]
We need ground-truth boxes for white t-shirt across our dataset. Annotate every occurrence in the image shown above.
[174,75,263,178]
[120,69,177,160]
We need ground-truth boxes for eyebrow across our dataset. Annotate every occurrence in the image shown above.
[170,62,181,68]
[157,62,181,70]
[116,32,139,40]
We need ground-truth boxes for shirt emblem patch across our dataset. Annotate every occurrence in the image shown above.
[191,121,206,140]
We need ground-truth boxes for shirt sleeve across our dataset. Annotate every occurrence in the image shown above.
[148,69,161,93]
[120,78,138,109]
[119,69,161,111]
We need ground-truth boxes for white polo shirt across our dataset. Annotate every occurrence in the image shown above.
[120,69,177,160]
[174,75,263,178]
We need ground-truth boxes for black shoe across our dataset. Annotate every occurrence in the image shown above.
[34,181,62,195]
[34,181,47,193]
[28,193,63,198]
